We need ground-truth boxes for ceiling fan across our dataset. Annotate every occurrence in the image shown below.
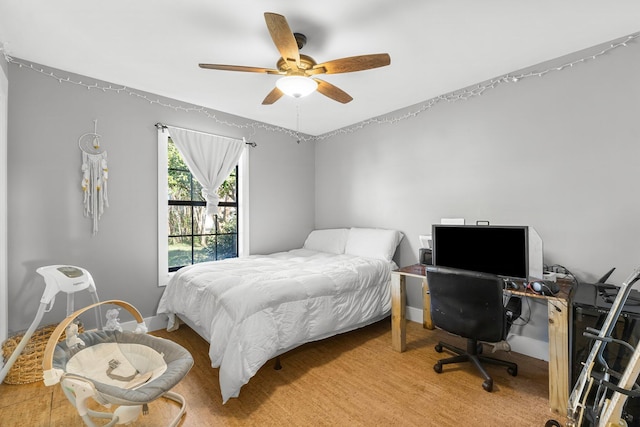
[199,12,391,105]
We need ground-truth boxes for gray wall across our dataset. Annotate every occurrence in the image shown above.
[315,39,640,343]
[6,35,640,349]
[7,62,315,332]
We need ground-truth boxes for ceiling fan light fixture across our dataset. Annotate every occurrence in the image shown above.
[276,76,318,98]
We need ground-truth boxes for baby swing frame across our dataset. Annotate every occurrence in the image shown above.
[0,265,101,385]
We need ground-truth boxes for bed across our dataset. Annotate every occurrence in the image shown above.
[156,227,403,403]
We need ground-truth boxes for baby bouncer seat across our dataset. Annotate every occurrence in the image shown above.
[43,300,194,427]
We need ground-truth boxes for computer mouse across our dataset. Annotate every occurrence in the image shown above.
[531,280,560,296]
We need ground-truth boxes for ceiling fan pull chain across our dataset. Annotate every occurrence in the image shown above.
[296,104,301,144]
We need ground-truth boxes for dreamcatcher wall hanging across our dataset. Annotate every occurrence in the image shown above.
[79,120,109,235]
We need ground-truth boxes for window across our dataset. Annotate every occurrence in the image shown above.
[167,137,238,271]
[158,129,249,286]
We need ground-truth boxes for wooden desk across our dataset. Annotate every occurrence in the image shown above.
[391,264,573,415]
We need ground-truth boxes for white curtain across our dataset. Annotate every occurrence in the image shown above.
[166,126,244,224]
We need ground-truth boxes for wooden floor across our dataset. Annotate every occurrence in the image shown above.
[0,319,568,426]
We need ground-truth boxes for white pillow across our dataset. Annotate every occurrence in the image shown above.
[303,228,350,254]
[344,228,404,262]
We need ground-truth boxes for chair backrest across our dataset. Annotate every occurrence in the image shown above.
[426,266,507,343]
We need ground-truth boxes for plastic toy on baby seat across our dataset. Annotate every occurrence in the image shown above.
[103,308,123,332]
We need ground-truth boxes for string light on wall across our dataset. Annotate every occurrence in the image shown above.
[0,43,298,143]
[1,31,638,143]
[313,31,640,141]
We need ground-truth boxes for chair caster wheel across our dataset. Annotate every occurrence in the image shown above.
[507,366,518,376]
[545,420,561,427]
[435,344,443,353]
[434,362,443,373]
[482,379,493,392]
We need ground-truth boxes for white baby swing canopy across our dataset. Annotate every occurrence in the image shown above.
[43,300,193,427]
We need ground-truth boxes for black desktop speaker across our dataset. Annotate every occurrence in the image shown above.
[419,248,432,265]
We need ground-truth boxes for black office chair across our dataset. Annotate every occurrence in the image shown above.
[425,266,522,392]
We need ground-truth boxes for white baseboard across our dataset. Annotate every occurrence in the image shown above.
[406,305,424,325]
[405,306,549,361]
[121,313,168,332]
[505,334,549,361]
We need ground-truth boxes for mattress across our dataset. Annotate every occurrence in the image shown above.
[157,248,393,403]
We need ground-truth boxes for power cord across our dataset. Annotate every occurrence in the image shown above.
[545,263,579,286]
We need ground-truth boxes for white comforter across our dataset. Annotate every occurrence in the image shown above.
[156,249,392,403]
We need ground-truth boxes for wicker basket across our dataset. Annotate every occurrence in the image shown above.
[2,322,83,385]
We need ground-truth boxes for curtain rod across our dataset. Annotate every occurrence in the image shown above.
[154,123,257,147]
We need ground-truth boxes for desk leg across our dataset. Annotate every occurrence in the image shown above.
[547,299,569,415]
[422,278,434,330]
[391,273,406,352]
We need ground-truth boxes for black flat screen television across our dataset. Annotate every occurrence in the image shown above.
[431,224,529,280]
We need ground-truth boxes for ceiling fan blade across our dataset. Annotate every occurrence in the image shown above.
[313,53,391,75]
[199,63,281,74]
[314,79,353,104]
[262,87,285,105]
[264,12,300,69]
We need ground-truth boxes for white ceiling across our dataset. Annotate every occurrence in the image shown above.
[0,1,639,136]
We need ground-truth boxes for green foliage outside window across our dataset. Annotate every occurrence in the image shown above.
[167,138,238,271]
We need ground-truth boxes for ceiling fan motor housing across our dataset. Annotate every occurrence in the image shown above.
[276,54,317,73]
